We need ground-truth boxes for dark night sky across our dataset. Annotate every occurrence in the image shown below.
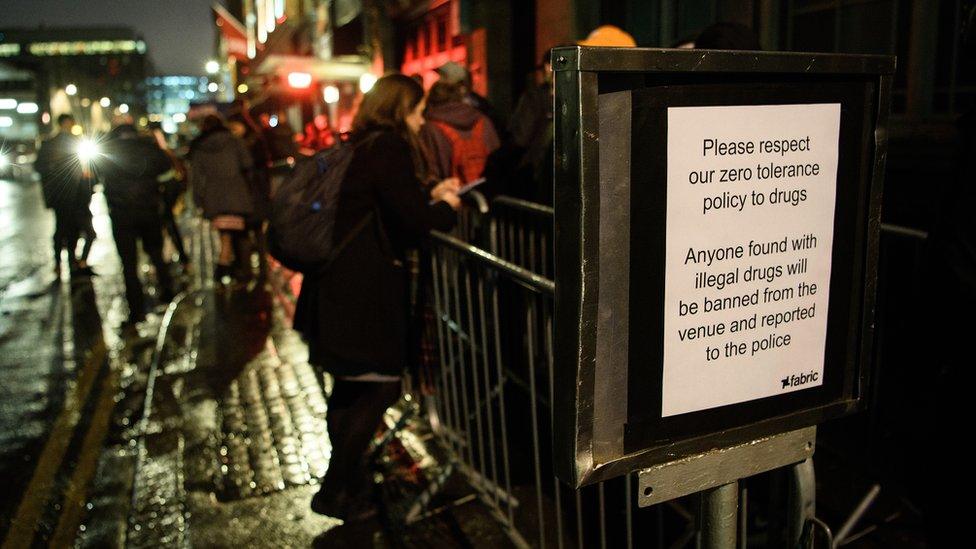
[0,0,216,76]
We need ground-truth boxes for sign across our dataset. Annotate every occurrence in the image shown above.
[663,103,840,417]
[214,5,249,61]
[551,47,894,488]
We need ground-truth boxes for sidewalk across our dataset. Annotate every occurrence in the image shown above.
[75,220,511,548]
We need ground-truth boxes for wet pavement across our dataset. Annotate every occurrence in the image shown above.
[0,175,127,547]
[0,176,509,548]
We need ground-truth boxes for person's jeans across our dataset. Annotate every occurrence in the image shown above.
[52,206,80,267]
[111,216,173,320]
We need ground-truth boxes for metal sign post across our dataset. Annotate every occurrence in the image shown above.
[551,46,893,542]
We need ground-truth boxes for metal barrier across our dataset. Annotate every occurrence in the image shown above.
[417,196,843,547]
[421,228,698,548]
[487,196,554,278]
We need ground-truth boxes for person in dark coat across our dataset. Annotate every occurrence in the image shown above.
[505,49,557,203]
[294,74,460,520]
[99,118,175,326]
[35,113,95,277]
[189,114,255,283]
[435,61,507,141]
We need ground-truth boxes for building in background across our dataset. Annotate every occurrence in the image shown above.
[208,0,373,140]
[0,26,149,136]
[0,61,39,142]
[145,76,221,135]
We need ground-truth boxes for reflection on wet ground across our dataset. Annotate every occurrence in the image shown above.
[1,177,503,547]
[0,178,122,545]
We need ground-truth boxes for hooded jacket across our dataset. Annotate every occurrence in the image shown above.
[421,101,500,181]
[189,127,254,219]
[99,124,172,223]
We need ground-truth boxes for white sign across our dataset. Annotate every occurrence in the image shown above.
[662,103,841,417]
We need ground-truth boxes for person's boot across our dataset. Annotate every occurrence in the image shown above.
[310,485,349,518]
[76,260,96,276]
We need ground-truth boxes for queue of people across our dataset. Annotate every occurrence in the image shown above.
[32,52,553,521]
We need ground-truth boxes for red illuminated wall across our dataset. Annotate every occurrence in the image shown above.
[399,0,487,96]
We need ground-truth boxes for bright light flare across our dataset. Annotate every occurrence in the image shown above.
[0,98,16,110]
[76,138,101,163]
[0,154,9,168]
[207,82,219,93]
[118,103,129,114]
[172,113,186,123]
[205,60,220,74]
[0,117,12,128]
[65,84,78,96]
[99,97,110,108]
[359,73,377,94]
[323,85,340,104]
[287,72,312,89]
[16,102,39,114]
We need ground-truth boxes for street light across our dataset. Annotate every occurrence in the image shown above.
[205,60,220,74]
[323,85,339,104]
[287,72,313,89]
[323,85,340,140]
[359,73,377,94]
[65,84,78,96]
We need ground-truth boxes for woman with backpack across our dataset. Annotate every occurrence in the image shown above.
[294,74,461,519]
[189,114,255,283]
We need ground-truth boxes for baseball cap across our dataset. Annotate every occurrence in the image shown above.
[436,61,469,84]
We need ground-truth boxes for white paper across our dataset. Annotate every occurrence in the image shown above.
[662,103,840,417]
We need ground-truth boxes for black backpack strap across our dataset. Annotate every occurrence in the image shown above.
[312,130,393,276]
[318,210,375,275]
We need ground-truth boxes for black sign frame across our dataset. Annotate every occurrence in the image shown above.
[552,46,894,488]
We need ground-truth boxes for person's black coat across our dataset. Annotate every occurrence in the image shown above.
[99,125,172,225]
[294,129,456,377]
[35,132,88,211]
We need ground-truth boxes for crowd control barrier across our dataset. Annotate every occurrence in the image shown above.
[487,196,555,279]
[405,198,826,548]
[423,228,654,548]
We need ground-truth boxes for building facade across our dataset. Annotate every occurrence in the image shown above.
[0,26,149,134]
